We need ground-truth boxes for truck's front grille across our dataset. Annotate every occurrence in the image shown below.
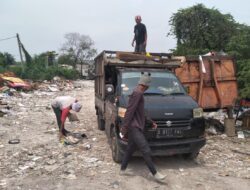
[155,119,190,128]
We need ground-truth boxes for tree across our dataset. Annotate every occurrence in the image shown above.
[226,24,250,60]
[168,4,237,55]
[0,52,16,67]
[225,24,250,98]
[60,33,97,71]
[237,60,250,98]
[0,53,4,66]
[168,4,250,98]
[57,54,74,66]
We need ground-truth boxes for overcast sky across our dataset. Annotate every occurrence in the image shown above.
[0,0,250,60]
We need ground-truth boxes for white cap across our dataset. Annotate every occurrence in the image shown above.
[72,102,82,112]
[138,73,151,87]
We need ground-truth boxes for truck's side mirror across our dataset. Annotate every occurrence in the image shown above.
[105,84,114,95]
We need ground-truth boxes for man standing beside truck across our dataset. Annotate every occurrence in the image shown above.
[120,73,166,183]
[132,15,147,53]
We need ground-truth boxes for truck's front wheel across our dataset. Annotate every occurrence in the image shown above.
[110,127,123,163]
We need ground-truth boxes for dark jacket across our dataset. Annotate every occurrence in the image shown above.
[122,87,145,131]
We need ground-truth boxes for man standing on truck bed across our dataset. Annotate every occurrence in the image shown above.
[132,15,147,53]
[120,73,166,183]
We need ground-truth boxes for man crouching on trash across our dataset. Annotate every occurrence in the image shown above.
[120,73,166,183]
[51,96,82,141]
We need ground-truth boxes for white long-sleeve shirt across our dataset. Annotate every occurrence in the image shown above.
[51,96,76,110]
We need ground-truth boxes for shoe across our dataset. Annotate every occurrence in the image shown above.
[153,172,166,183]
[59,136,66,144]
[59,135,72,145]
[119,169,134,176]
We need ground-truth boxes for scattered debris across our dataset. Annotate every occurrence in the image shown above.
[231,149,250,156]
[84,157,99,163]
[83,143,91,150]
[179,168,184,172]
[0,79,249,189]
[206,126,217,135]
[65,136,81,145]
[71,132,87,139]
[48,86,59,92]
[237,131,245,139]
[62,173,77,180]
[46,159,57,165]
[8,139,20,144]
[0,179,7,187]
[204,115,225,135]
[110,181,119,189]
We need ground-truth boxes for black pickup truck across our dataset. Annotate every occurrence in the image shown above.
[94,51,205,163]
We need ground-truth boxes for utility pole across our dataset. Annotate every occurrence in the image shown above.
[16,33,24,71]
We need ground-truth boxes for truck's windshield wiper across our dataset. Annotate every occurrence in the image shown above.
[144,92,165,96]
[169,92,185,95]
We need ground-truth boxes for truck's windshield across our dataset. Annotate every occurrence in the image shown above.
[121,71,186,96]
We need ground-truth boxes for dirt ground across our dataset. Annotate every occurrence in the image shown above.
[0,80,249,190]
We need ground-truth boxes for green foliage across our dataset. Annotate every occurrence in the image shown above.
[0,52,80,81]
[57,67,80,80]
[0,65,22,77]
[0,55,4,67]
[21,66,79,81]
[9,65,23,76]
[226,24,250,60]
[57,54,74,66]
[0,52,16,67]
[225,25,250,98]
[169,4,236,55]
[0,66,6,73]
[236,59,250,98]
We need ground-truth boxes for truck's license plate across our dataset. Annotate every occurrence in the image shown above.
[156,128,183,138]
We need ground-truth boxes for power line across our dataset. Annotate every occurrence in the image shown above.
[0,36,16,42]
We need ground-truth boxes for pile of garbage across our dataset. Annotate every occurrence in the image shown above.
[204,109,250,139]
[0,72,31,93]
[0,73,85,118]
[0,72,32,118]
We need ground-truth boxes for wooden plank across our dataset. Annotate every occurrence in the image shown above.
[116,52,156,62]
[115,52,181,67]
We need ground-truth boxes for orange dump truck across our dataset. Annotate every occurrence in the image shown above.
[174,55,238,113]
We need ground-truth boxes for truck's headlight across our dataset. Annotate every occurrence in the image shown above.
[118,107,127,118]
[193,108,203,118]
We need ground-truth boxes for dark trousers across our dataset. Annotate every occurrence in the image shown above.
[121,127,157,175]
[52,106,62,129]
[135,44,146,53]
